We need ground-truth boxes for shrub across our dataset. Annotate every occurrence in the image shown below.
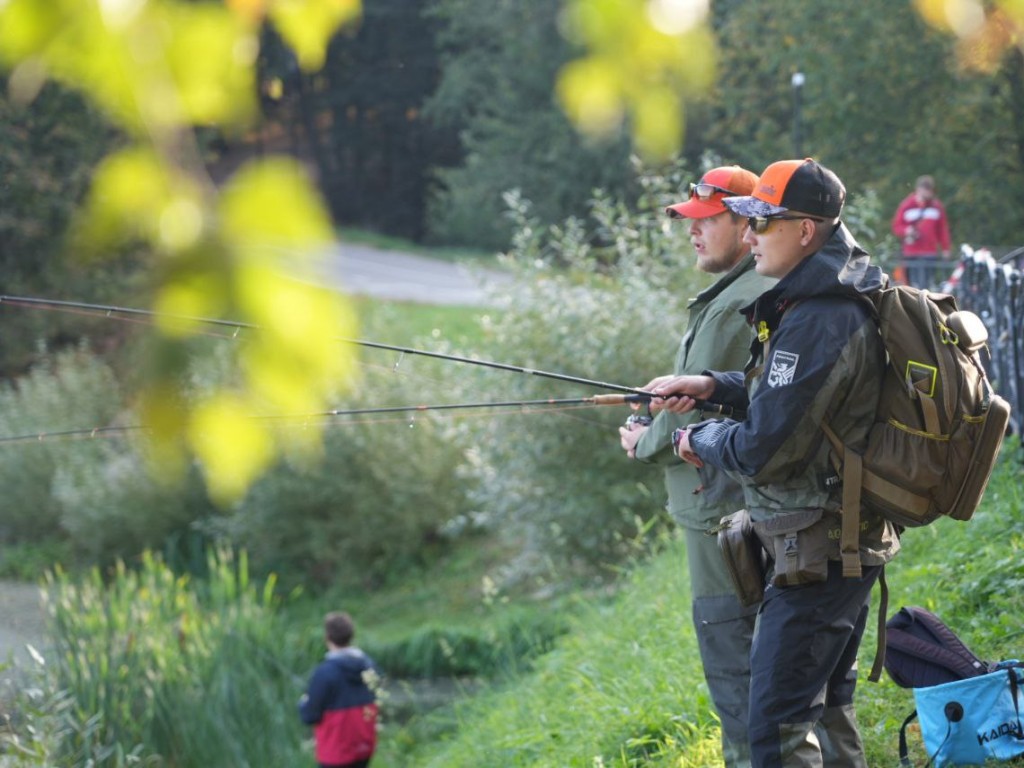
[0,346,122,547]
[454,163,702,576]
[206,350,483,589]
[365,610,569,679]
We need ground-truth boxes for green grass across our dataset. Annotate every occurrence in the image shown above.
[372,446,1024,767]
[353,296,498,348]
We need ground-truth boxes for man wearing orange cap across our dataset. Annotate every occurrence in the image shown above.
[654,159,901,767]
[618,165,774,768]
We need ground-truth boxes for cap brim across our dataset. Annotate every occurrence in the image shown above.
[722,196,787,217]
[665,198,727,220]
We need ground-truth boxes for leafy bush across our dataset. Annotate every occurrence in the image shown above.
[0,347,122,547]
[209,413,479,589]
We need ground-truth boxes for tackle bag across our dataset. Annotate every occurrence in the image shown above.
[821,285,1011,580]
[900,664,1024,767]
[884,606,1024,767]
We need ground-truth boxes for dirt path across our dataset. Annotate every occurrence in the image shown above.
[0,581,47,670]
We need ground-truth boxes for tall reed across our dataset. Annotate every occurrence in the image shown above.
[43,549,309,767]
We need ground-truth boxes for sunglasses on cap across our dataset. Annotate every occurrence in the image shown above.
[689,182,738,201]
[747,214,825,234]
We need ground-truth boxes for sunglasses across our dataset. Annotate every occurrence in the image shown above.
[689,182,737,201]
[747,214,824,234]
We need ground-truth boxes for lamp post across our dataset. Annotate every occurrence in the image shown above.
[791,71,805,157]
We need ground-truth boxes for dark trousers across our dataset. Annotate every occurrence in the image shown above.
[748,561,881,767]
[320,760,370,768]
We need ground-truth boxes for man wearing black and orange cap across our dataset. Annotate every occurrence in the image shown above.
[655,159,900,767]
[619,165,774,768]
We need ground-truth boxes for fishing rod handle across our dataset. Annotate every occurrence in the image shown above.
[590,393,743,419]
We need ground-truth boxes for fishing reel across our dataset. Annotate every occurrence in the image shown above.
[623,406,653,429]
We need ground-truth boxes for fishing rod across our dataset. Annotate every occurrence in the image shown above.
[0,395,648,446]
[0,294,742,418]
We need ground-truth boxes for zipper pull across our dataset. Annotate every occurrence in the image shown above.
[757,320,770,343]
[706,518,731,535]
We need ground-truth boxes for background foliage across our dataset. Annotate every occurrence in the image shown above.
[161,0,1024,255]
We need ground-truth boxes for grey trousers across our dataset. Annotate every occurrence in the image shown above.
[686,525,758,768]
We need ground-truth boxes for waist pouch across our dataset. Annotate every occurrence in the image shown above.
[753,509,830,587]
[716,509,767,607]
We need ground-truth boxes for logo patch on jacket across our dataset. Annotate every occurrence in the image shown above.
[767,351,799,387]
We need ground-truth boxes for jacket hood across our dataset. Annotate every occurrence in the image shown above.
[742,222,885,320]
[778,221,886,301]
[327,647,374,683]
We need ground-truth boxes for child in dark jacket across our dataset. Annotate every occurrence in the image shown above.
[299,612,379,768]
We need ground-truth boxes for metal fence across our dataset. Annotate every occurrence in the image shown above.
[947,245,1024,437]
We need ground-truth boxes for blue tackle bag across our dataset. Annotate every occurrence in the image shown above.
[884,607,1024,766]
[900,663,1024,767]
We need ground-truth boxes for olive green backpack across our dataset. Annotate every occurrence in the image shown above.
[822,285,1011,583]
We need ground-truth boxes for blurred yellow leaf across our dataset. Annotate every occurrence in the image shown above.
[219,158,356,435]
[269,0,362,71]
[74,147,208,255]
[189,394,274,505]
[226,0,270,25]
[631,87,681,160]
[1001,0,1024,20]
[557,57,624,136]
[138,381,190,485]
[220,158,334,246]
[241,282,355,403]
[913,0,986,34]
[0,0,364,500]
[163,3,257,125]
[152,261,228,337]
[0,0,257,134]
[0,1,65,62]
[556,0,714,159]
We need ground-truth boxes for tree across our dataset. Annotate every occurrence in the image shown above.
[424,0,719,250]
[0,80,125,375]
[422,0,631,249]
[695,0,1024,251]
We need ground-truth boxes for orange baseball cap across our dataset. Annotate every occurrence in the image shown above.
[665,165,760,220]
[723,158,845,219]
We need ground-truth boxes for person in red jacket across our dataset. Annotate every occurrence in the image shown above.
[299,612,379,768]
[891,174,952,289]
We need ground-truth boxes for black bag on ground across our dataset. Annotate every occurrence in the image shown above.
[884,605,994,688]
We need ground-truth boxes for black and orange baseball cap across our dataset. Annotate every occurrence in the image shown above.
[723,158,845,219]
[665,165,759,220]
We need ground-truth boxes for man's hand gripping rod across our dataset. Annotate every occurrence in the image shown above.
[592,393,741,427]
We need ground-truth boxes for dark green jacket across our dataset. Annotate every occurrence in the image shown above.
[634,252,775,529]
